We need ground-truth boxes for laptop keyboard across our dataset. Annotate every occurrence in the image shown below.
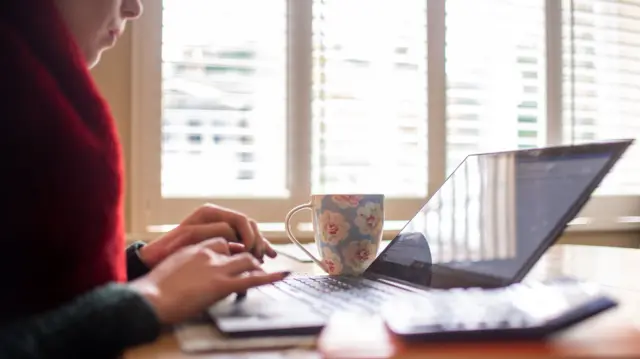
[210,276,616,339]
[259,276,407,316]
[382,278,618,337]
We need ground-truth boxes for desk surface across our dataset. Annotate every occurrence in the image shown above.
[125,244,640,358]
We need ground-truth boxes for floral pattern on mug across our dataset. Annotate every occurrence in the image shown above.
[319,210,351,244]
[343,239,378,270]
[322,247,343,275]
[355,202,383,236]
[331,195,363,209]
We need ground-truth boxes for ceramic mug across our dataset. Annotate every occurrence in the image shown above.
[284,194,384,275]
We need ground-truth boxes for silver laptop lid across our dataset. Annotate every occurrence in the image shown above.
[366,140,633,289]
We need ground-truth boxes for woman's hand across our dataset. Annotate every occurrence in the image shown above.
[129,238,289,325]
[139,204,278,268]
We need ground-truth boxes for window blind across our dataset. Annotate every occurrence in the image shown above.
[311,0,429,197]
[563,0,640,194]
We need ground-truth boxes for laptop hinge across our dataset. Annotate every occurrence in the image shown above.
[363,272,429,293]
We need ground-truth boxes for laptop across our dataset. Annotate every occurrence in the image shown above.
[208,139,633,338]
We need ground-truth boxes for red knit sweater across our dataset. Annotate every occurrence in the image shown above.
[0,1,126,322]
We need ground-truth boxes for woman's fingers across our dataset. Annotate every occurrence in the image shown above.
[131,238,291,326]
[228,242,246,254]
[263,238,278,259]
[178,222,238,246]
[230,216,256,253]
[221,253,262,276]
[196,238,248,256]
[197,237,231,255]
[181,204,256,251]
[181,203,226,225]
[249,220,264,260]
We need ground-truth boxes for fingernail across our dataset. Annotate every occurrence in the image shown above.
[281,271,292,278]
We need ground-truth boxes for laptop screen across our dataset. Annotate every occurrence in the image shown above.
[366,141,631,289]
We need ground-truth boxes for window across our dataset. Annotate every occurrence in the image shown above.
[518,101,539,109]
[446,0,546,172]
[563,0,640,196]
[187,134,202,143]
[518,130,538,138]
[159,0,287,201]
[131,0,640,236]
[238,152,254,163]
[311,0,428,196]
[518,115,538,123]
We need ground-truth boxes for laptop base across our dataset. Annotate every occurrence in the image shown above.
[208,289,326,338]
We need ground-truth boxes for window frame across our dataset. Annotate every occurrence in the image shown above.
[130,0,640,237]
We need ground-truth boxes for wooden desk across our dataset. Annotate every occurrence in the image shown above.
[125,244,640,358]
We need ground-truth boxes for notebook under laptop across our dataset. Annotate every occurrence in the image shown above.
[208,139,633,338]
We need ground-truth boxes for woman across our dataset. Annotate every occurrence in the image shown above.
[0,0,288,357]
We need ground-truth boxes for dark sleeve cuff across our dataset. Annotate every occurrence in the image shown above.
[0,284,161,359]
[92,284,162,348]
[126,241,151,281]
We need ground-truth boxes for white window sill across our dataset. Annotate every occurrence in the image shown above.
[128,217,640,244]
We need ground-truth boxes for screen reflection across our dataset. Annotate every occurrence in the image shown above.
[367,149,613,289]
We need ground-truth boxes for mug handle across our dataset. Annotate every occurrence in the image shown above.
[284,203,326,269]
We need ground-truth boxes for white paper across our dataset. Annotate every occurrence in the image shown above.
[175,323,318,354]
